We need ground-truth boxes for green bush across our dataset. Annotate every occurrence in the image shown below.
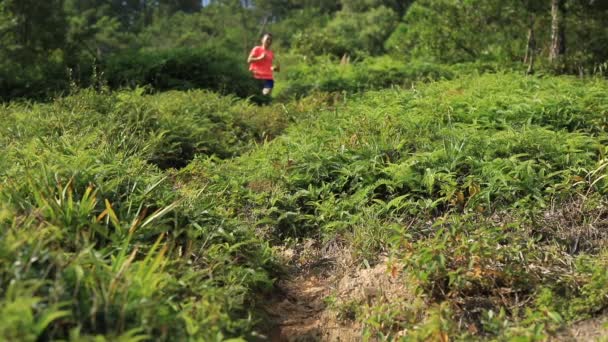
[0,88,284,340]
[276,56,455,100]
[291,5,399,58]
[103,47,259,98]
[0,58,70,101]
[0,87,288,170]
[0,46,260,102]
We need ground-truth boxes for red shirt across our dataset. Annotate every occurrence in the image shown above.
[248,46,274,80]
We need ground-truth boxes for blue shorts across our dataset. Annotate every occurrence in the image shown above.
[259,79,274,89]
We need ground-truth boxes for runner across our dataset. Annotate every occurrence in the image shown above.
[248,33,279,97]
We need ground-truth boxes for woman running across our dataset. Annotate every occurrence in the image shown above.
[248,33,279,96]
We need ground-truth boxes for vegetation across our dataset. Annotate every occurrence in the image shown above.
[1,0,608,341]
[3,72,608,340]
[1,0,607,100]
[0,89,294,340]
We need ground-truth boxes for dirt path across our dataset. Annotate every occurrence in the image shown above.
[263,241,361,341]
[265,265,361,341]
[262,240,410,341]
[556,314,608,341]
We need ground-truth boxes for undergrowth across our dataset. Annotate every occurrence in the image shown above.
[177,72,608,340]
[2,72,608,340]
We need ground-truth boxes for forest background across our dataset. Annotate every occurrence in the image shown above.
[1,0,607,101]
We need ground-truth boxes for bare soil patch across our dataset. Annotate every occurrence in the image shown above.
[262,240,412,341]
[555,313,608,341]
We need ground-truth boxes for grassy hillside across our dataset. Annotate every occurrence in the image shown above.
[0,89,297,340]
[2,73,608,340]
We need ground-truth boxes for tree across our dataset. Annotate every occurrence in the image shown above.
[2,0,68,60]
[524,15,536,74]
[292,2,398,57]
[160,0,203,14]
[562,0,608,72]
[386,0,530,63]
[340,0,413,16]
[64,0,136,59]
[549,0,566,64]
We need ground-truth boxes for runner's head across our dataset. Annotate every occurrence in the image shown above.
[262,33,272,49]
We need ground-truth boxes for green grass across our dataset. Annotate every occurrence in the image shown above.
[2,71,608,340]
[178,72,608,340]
[0,89,293,340]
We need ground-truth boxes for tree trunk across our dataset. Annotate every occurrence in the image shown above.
[524,16,536,74]
[549,0,566,64]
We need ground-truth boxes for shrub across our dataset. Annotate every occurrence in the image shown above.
[0,58,70,101]
[276,56,455,100]
[103,46,258,98]
[0,87,282,340]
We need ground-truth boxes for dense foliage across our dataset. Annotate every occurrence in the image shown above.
[0,89,299,340]
[1,0,608,341]
[104,47,258,97]
[0,0,606,101]
[3,72,608,339]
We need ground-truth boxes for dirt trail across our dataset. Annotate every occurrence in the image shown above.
[262,240,410,341]
[265,265,361,341]
[556,314,608,341]
[263,241,360,341]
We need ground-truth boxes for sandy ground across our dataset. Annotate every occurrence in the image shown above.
[262,240,411,342]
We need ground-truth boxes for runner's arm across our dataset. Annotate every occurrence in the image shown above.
[247,49,265,63]
[272,58,280,72]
